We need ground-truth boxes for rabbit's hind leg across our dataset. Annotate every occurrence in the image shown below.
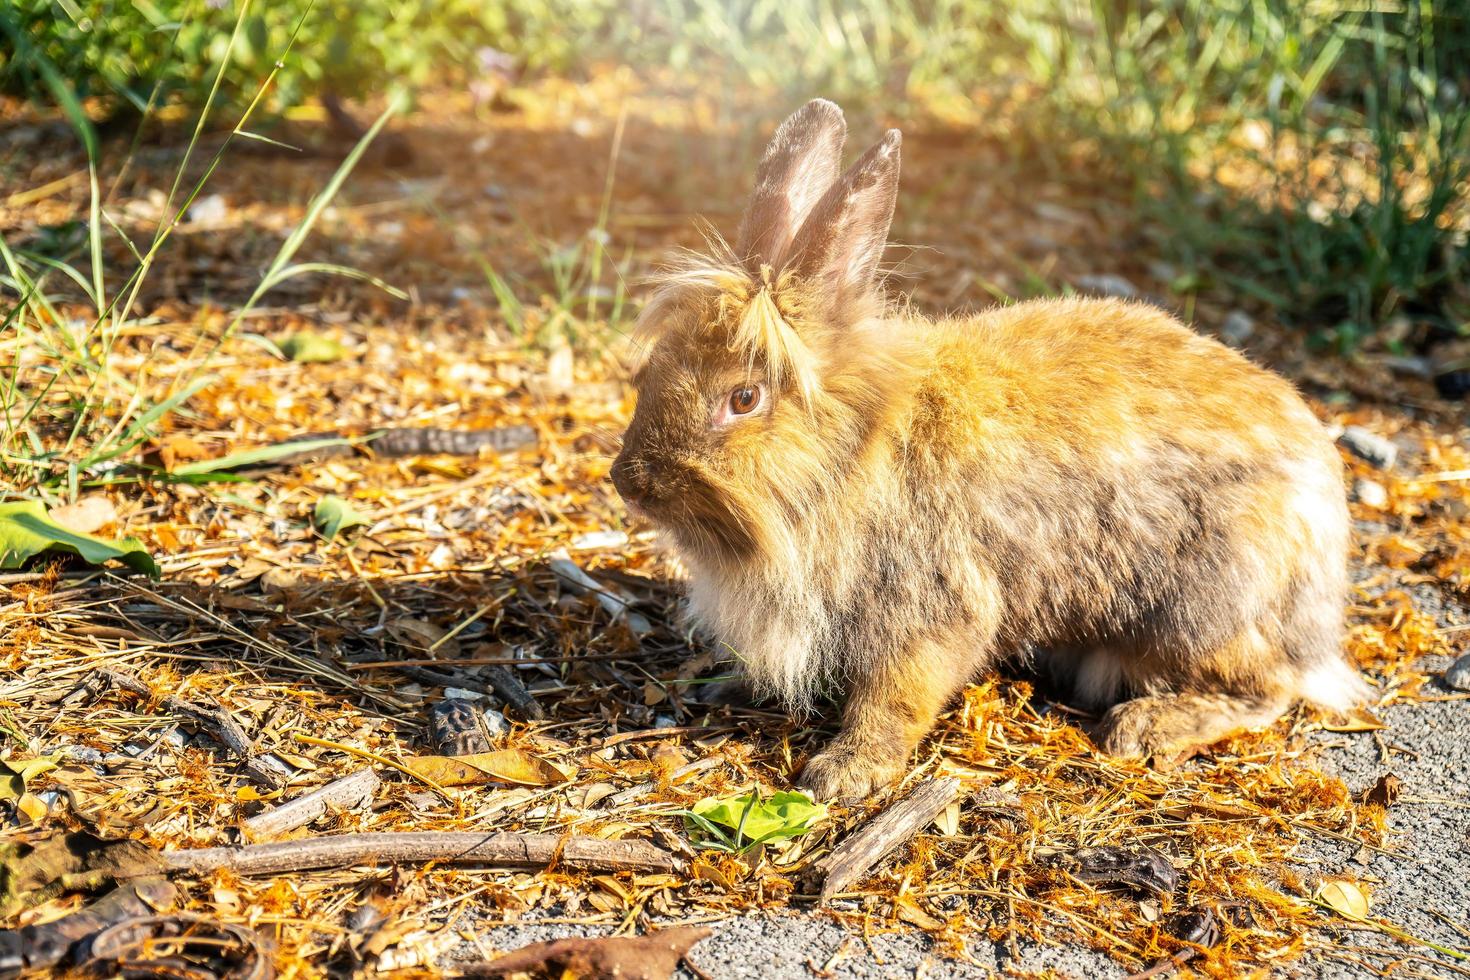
[1095,628,1292,765]
[1096,690,1289,765]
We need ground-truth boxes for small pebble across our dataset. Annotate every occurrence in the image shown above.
[1147,260,1177,283]
[187,193,228,225]
[1338,426,1398,470]
[1220,310,1255,346]
[480,707,509,737]
[1445,652,1470,692]
[1075,274,1138,298]
[1351,478,1389,509]
[570,530,629,551]
[1380,355,1432,378]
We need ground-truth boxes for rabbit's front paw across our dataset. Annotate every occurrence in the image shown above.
[800,745,904,801]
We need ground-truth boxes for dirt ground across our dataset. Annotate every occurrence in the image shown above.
[2,77,1468,977]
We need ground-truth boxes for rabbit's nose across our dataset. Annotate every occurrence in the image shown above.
[610,454,645,507]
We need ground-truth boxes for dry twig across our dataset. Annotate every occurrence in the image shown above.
[808,777,963,903]
[95,668,285,789]
[240,769,381,840]
[163,831,679,876]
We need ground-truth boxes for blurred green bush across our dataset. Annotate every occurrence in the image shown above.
[0,0,615,112]
[4,0,1466,341]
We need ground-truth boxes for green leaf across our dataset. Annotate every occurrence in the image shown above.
[278,331,347,363]
[171,436,354,476]
[0,502,159,577]
[0,757,58,803]
[685,789,826,851]
[313,495,370,541]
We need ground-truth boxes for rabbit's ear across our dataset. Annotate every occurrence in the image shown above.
[735,99,848,272]
[785,129,901,311]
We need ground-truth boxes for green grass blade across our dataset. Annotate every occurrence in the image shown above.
[172,436,356,476]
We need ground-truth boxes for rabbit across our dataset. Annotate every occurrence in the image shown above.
[610,99,1371,800]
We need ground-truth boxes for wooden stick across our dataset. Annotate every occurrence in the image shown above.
[391,663,502,701]
[597,725,732,748]
[98,668,284,789]
[240,769,381,840]
[346,652,637,670]
[163,831,678,877]
[808,777,961,903]
[459,926,712,978]
[481,665,545,721]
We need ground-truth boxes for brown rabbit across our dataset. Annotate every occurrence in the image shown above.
[611,99,1370,800]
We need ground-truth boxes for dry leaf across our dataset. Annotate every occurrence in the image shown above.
[387,618,461,658]
[691,859,731,890]
[154,433,209,470]
[894,896,945,930]
[933,801,961,836]
[579,782,618,808]
[592,875,633,902]
[1361,773,1403,808]
[403,749,570,787]
[47,495,117,534]
[1315,879,1371,920]
[17,792,49,824]
[1320,708,1385,733]
[0,831,165,918]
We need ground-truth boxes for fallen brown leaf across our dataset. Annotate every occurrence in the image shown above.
[462,926,711,979]
[1361,773,1403,808]
[388,617,462,659]
[403,749,570,787]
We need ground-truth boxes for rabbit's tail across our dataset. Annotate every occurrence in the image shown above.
[1294,654,1374,711]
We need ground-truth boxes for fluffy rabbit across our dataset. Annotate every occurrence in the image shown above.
[611,99,1369,799]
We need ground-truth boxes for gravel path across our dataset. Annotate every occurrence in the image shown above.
[468,654,1469,979]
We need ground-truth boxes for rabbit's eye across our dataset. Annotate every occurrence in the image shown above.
[728,385,762,415]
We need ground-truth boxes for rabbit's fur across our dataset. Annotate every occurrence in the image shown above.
[611,99,1370,799]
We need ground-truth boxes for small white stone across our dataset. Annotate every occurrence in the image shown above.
[481,708,509,736]
[1352,479,1389,509]
[1339,427,1398,470]
[1075,274,1138,298]
[187,193,228,225]
[1220,310,1255,346]
[570,530,629,551]
[1445,653,1470,692]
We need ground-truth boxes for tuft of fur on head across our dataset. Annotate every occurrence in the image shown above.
[635,236,830,405]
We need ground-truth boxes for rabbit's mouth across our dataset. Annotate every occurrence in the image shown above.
[611,453,760,557]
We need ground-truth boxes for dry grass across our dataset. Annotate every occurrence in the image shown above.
[2,74,1468,977]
